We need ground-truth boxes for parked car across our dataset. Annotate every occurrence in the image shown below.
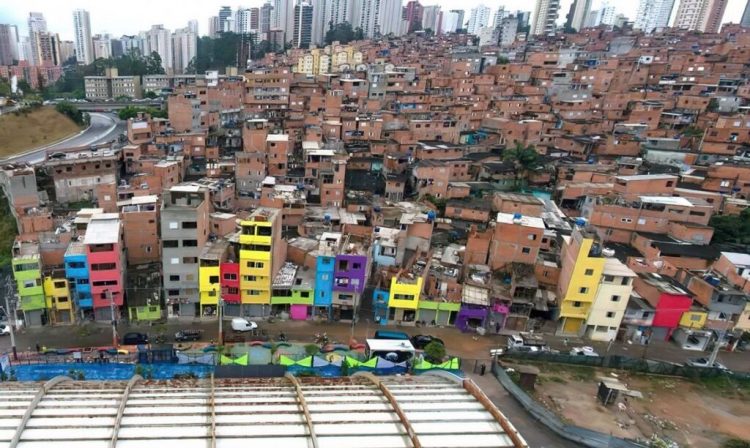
[687,357,729,371]
[175,329,203,342]
[411,334,445,350]
[122,332,149,345]
[570,346,600,357]
[374,330,410,340]
[230,318,258,332]
[506,345,541,354]
[0,324,10,336]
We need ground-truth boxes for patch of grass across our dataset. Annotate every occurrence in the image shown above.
[548,375,567,383]
[0,193,17,268]
[694,374,750,399]
[0,106,81,156]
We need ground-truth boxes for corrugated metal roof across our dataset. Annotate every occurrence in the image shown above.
[0,375,526,448]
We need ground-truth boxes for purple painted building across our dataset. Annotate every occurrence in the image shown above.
[455,305,489,333]
[332,253,369,321]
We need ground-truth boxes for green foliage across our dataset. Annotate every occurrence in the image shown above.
[709,208,750,245]
[304,344,320,356]
[423,194,446,214]
[723,440,750,448]
[707,98,719,112]
[55,101,88,126]
[423,341,446,363]
[325,22,364,45]
[0,194,17,268]
[190,32,271,73]
[503,142,541,189]
[144,90,158,99]
[497,56,510,64]
[0,78,10,97]
[118,105,167,120]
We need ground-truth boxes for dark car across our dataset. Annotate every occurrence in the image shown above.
[122,332,149,345]
[175,329,203,342]
[411,334,445,350]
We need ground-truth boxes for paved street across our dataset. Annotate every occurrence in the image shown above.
[2,318,748,372]
[1,112,125,164]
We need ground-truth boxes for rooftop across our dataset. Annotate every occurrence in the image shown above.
[0,375,526,448]
[496,212,545,229]
[638,196,694,207]
[616,174,678,181]
[83,214,120,245]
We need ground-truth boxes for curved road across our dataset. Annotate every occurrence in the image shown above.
[2,112,125,165]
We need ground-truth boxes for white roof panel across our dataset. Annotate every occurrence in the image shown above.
[0,376,525,448]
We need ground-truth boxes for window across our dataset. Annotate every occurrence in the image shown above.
[611,295,621,302]
[223,273,237,281]
[579,287,588,294]
[163,240,178,248]
[23,280,37,288]
[621,277,631,286]
[92,263,116,271]
[247,261,264,268]
[573,301,582,308]
[353,262,362,269]
[300,291,310,298]
[182,240,198,247]
[53,281,66,288]
[171,258,179,264]
[227,287,239,295]
[603,275,614,282]
[584,269,594,276]
[92,280,117,287]
[528,234,537,241]
[209,276,219,284]
[168,290,179,296]
[321,274,329,281]
[257,226,272,236]
[394,294,415,301]
[606,312,616,318]
[169,275,180,281]
[183,257,197,264]
[521,247,531,254]
[182,222,197,229]
[67,262,85,269]
[338,260,349,270]
[621,217,633,223]
[169,222,178,229]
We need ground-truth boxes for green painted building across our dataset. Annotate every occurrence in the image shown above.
[12,241,47,326]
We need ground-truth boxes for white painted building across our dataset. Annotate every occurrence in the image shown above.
[467,4,491,35]
[634,0,676,33]
[73,9,94,65]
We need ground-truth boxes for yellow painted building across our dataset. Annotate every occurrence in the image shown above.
[43,275,74,324]
[295,45,364,75]
[679,308,708,329]
[557,230,606,336]
[198,240,229,316]
[238,209,279,309]
[388,276,423,323]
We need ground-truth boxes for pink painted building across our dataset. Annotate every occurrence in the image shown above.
[84,214,126,321]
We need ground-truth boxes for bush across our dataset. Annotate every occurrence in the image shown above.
[55,101,87,126]
[424,341,446,363]
[723,439,750,448]
[304,344,320,356]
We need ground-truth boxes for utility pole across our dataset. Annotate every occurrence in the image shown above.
[105,289,118,347]
[4,277,17,360]
[218,288,224,346]
[707,329,725,367]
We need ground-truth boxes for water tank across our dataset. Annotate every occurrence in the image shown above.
[427,210,436,222]
[324,214,331,223]
[602,248,615,257]
[575,217,587,227]
[512,213,523,224]
[374,227,380,233]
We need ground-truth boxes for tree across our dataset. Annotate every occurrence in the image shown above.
[424,341,446,363]
[118,106,167,120]
[144,90,158,99]
[709,208,750,245]
[503,142,541,190]
[325,22,361,45]
[55,101,87,126]
[723,439,750,448]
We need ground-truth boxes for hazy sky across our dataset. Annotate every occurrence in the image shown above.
[1,0,748,40]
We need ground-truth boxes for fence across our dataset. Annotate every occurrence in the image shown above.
[502,352,750,380]
[491,361,648,448]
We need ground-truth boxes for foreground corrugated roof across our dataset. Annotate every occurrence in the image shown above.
[0,374,527,448]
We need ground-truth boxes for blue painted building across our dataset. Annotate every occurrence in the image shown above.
[314,254,335,316]
[373,289,390,325]
[64,242,92,317]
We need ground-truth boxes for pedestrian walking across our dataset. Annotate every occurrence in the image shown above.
[35,343,40,353]
[495,321,501,334]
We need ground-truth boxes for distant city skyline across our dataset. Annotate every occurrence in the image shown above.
[1,0,748,41]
